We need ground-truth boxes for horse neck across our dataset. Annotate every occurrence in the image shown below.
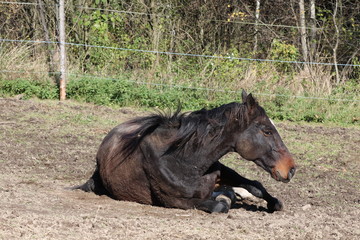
[190,118,241,173]
[174,104,248,172]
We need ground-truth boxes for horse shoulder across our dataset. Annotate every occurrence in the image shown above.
[140,131,203,191]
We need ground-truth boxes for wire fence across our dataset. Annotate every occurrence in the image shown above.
[1,69,359,102]
[0,1,359,103]
[1,38,360,68]
[68,73,360,102]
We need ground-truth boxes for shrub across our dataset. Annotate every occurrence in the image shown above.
[0,79,58,99]
[270,39,300,73]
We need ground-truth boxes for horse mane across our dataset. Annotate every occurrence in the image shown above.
[120,106,184,156]
[164,102,248,155]
[120,100,266,157]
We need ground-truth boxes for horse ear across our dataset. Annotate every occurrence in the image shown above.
[242,90,257,111]
[241,89,248,103]
[246,93,257,110]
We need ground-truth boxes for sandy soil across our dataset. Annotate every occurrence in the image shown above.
[0,98,359,240]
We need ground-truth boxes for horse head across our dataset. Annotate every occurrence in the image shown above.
[234,90,296,183]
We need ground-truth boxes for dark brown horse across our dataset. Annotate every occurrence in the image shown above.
[73,90,296,213]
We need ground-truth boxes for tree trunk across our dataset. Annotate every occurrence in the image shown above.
[37,0,57,74]
[253,0,260,56]
[309,0,316,62]
[299,0,308,63]
[145,0,160,81]
[332,0,340,84]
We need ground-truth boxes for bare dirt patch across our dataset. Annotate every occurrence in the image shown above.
[0,98,359,239]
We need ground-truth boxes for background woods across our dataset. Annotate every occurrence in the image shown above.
[0,0,359,124]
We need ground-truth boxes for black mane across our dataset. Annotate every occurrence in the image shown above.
[165,102,244,154]
[121,101,266,156]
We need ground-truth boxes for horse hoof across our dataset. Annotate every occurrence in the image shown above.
[212,201,229,213]
[196,199,230,213]
[267,198,283,212]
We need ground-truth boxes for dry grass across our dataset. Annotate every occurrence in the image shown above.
[240,63,334,96]
[293,65,333,95]
[0,43,51,81]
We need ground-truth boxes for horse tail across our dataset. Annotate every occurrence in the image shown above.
[69,167,109,196]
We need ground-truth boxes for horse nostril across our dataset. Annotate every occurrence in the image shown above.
[288,167,296,179]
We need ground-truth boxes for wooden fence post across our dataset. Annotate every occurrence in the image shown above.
[59,0,67,100]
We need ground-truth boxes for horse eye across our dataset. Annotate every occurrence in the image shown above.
[263,130,272,136]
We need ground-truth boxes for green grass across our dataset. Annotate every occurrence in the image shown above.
[0,76,359,126]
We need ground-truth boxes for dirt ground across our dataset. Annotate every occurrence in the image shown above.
[0,98,359,240]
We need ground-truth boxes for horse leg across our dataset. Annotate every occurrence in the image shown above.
[193,170,232,213]
[196,186,237,213]
[199,185,237,213]
[211,185,237,207]
[216,162,283,212]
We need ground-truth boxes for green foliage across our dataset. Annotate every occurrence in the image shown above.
[262,93,359,125]
[0,79,58,99]
[66,77,235,110]
[1,77,358,126]
[270,39,300,73]
[348,57,360,83]
[70,7,153,73]
[212,48,250,85]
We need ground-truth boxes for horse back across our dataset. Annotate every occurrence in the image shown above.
[96,121,153,205]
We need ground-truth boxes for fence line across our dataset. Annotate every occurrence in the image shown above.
[75,5,323,30]
[66,73,360,102]
[64,73,360,103]
[0,2,358,104]
[213,19,323,30]
[0,69,59,74]
[1,38,360,67]
[1,69,358,102]
[75,5,167,17]
[0,1,38,5]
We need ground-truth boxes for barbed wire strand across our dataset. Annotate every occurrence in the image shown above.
[1,38,359,67]
[0,69,60,74]
[213,19,323,30]
[67,73,360,102]
[75,6,166,17]
[75,6,323,30]
[0,1,38,5]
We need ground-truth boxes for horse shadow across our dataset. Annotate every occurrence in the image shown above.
[232,202,269,213]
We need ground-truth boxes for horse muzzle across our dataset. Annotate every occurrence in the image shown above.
[273,167,296,183]
[271,156,296,183]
